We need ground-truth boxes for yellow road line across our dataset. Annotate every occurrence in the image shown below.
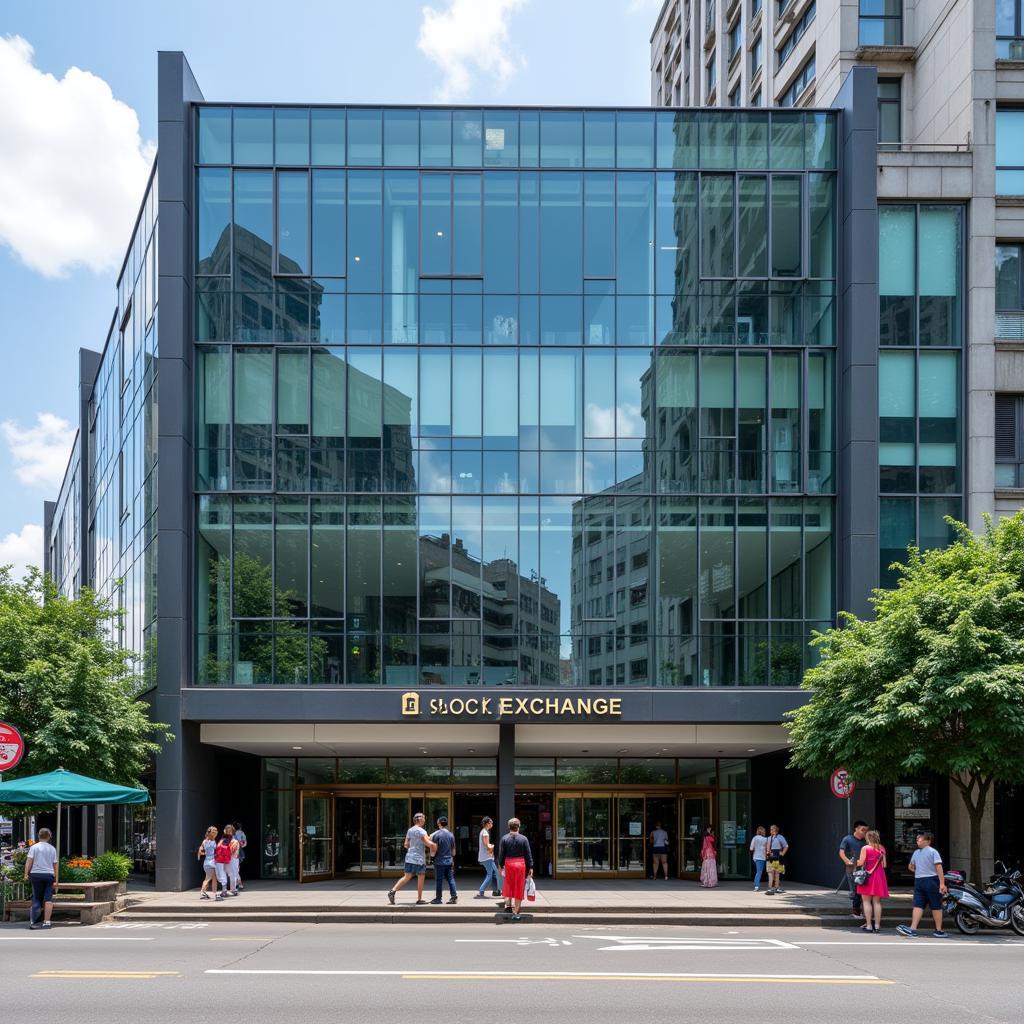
[401,974,893,986]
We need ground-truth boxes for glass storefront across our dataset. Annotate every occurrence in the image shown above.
[194,106,838,690]
[262,755,752,881]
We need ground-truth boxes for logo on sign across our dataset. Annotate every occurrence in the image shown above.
[401,692,421,716]
[0,721,25,772]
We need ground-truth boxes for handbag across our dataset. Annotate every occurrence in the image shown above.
[525,876,537,903]
[852,849,881,886]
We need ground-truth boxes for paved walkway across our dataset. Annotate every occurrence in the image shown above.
[128,877,913,911]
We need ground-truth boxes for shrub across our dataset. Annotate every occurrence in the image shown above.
[90,851,132,883]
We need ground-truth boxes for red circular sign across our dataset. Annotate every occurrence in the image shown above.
[0,722,25,772]
[830,768,856,799]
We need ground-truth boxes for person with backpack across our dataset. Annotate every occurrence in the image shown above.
[214,827,237,897]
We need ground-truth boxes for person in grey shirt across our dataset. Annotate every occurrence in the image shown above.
[24,827,59,930]
[387,812,437,906]
[839,820,869,918]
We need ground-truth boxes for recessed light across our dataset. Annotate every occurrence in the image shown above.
[617,748,628,754]
[468,748,476,754]
[353,255,361,262]
[747,748,756,752]
[436,230,444,237]
[292,746,303,750]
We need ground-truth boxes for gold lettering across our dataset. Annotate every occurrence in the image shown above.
[561,698,575,714]
[578,698,591,715]
[594,698,609,714]
[449,698,465,715]
[515,697,529,714]
[499,697,514,716]
[545,698,559,714]
[429,699,442,714]
[608,698,622,716]
[482,698,492,715]
[465,698,479,715]
[529,697,544,714]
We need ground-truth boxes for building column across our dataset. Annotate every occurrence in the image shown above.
[834,65,880,619]
[498,722,515,832]
[154,50,204,891]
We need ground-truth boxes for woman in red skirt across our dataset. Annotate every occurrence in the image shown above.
[496,817,534,921]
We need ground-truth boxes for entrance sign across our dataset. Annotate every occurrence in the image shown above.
[0,722,25,772]
[830,768,856,799]
[401,692,622,719]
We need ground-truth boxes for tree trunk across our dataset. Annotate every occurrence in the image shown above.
[951,772,992,885]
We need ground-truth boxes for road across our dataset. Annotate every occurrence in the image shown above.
[1,920,1021,1022]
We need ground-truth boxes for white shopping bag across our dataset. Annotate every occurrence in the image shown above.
[525,876,537,903]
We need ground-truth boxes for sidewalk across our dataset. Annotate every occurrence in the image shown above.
[115,878,913,926]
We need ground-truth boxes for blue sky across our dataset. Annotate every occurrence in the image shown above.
[0,0,660,577]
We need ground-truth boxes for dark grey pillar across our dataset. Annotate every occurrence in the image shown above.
[42,501,55,579]
[834,66,880,620]
[154,51,204,891]
[498,723,516,832]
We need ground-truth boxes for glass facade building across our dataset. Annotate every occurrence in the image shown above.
[44,55,887,890]
[193,105,838,690]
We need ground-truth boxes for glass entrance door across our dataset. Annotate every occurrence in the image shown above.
[555,793,646,878]
[335,796,379,873]
[680,792,713,878]
[378,792,452,875]
[299,791,334,882]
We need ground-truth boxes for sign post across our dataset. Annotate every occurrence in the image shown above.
[830,768,857,894]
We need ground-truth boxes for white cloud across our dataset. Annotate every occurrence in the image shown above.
[418,0,528,101]
[627,0,665,12]
[0,35,155,277]
[2,412,76,489]
[0,523,43,581]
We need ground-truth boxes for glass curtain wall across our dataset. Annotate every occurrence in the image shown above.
[195,107,837,687]
[878,205,963,586]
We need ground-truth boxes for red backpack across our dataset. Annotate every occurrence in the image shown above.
[214,839,232,864]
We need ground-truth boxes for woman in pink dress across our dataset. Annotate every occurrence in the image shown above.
[699,827,718,888]
[855,829,890,932]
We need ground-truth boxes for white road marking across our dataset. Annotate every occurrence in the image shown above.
[97,922,209,930]
[455,937,568,947]
[795,940,1023,947]
[575,935,798,951]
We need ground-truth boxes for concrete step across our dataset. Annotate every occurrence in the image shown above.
[109,908,855,927]
[120,900,846,917]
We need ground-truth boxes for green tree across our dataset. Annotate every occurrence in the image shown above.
[787,513,1024,884]
[0,568,170,812]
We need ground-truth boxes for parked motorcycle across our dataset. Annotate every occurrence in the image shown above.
[943,861,1024,936]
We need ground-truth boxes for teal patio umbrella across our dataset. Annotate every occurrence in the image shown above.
[0,768,149,860]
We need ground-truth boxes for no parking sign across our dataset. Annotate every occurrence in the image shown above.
[830,767,856,799]
[0,721,25,772]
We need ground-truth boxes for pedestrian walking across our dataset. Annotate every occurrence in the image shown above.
[475,816,501,898]
[429,815,458,905]
[749,825,768,891]
[23,827,58,930]
[224,823,242,896]
[387,811,437,905]
[897,831,948,938]
[699,826,718,888]
[839,820,869,919]
[213,827,236,896]
[497,817,533,921]
[855,829,889,933]
[233,821,247,891]
[765,824,789,894]
[197,826,221,900]
[649,820,670,880]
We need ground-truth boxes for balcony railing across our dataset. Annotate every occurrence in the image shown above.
[996,310,1024,341]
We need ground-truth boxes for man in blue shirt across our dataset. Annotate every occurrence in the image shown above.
[430,816,458,905]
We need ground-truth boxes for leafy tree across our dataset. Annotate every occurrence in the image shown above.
[0,568,170,814]
[787,513,1024,884]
